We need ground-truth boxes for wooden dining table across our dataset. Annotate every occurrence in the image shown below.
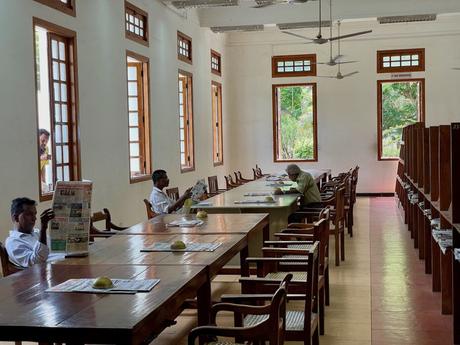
[0,263,207,344]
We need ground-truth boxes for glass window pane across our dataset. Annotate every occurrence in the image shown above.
[134,17,139,26]
[401,61,411,67]
[55,125,62,143]
[130,143,140,157]
[54,104,61,123]
[129,112,139,126]
[129,128,139,141]
[285,66,294,72]
[412,54,419,60]
[63,145,69,163]
[277,67,284,72]
[140,29,144,37]
[180,117,184,128]
[63,166,70,181]
[59,42,65,60]
[128,97,138,111]
[140,20,144,28]
[383,62,390,68]
[401,55,410,61]
[180,141,185,153]
[294,61,303,66]
[53,62,59,80]
[128,66,137,80]
[391,56,399,61]
[60,63,66,82]
[128,82,138,96]
[135,27,139,35]
[54,82,60,101]
[285,61,293,67]
[61,84,67,102]
[52,40,59,59]
[181,153,185,165]
[62,125,68,143]
[56,146,62,164]
[130,158,140,172]
[412,60,419,66]
[383,56,390,62]
[61,105,68,122]
[294,66,303,72]
[56,166,63,181]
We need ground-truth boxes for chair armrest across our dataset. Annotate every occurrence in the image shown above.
[287,223,315,229]
[274,233,315,240]
[188,325,259,345]
[246,256,311,263]
[221,293,306,303]
[211,302,271,322]
[265,239,315,245]
[109,223,128,231]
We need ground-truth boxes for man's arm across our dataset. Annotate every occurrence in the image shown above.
[167,187,192,213]
[6,239,49,268]
[39,209,54,245]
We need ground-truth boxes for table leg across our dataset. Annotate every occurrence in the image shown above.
[197,276,212,345]
[240,244,249,277]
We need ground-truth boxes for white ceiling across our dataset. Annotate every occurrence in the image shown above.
[195,0,460,27]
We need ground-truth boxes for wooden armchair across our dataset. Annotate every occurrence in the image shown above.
[90,208,128,241]
[224,242,319,345]
[234,171,252,184]
[143,199,158,219]
[0,242,22,277]
[166,187,180,201]
[188,275,290,345]
[208,175,226,196]
[274,215,330,334]
[224,175,240,189]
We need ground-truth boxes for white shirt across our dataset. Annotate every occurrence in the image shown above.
[149,187,174,214]
[5,229,49,268]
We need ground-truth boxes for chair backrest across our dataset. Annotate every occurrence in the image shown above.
[166,187,179,201]
[267,275,290,345]
[91,208,127,233]
[334,186,346,222]
[224,175,239,189]
[0,242,21,277]
[234,171,241,184]
[208,175,219,194]
[143,199,157,219]
[253,168,259,180]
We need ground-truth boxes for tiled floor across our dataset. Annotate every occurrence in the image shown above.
[4,197,453,345]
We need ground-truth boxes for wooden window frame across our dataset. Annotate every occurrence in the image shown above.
[272,54,317,78]
[272,83,318,162]
[126,50,152,183]
[34,0,76,17]
[177,31,192,65]
[377,48,425,73]
[211,81,223,166]
[377,78,426,161]
[178,70,195,172]
[125,1,149,46]
[33,17,81,202]
[211,49,222,76]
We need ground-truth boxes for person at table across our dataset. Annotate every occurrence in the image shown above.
[149,169,192,214]
[5,197,55,268]
[39,128,51,183]
[275,164,323,208]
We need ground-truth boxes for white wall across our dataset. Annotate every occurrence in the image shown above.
[224,15,460,193]
[0,0,230,240]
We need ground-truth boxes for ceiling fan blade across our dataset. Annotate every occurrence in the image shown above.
[453,67,460,70]
[252,3,273,8]
[332,54,345,62]
[316,75,337,78]
[342,71,359,77]
[337,60,358,64]
[281,31,316,41]
[328,29,373,42]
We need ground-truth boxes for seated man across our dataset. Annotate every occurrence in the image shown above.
[149,169,192,214]
[5,197,54,268]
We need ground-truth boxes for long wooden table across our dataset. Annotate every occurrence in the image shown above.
[0,263,207,344]
[0,214,268,344]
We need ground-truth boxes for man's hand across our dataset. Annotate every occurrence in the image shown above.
[40,208,55,229]
[183,187,193,199]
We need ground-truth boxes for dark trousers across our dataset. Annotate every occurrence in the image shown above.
[288,202,324,223]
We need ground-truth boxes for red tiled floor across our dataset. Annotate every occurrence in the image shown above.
[370,197,452,344]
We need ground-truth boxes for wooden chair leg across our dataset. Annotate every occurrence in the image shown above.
[432,238,441,292]
[417,210,425,260]
[340,227,345,261]
[311,327,319,345]
[334,230,340,266]
[441,250,453,314]
[325,269,330,306]
[319,285,325,335]
[424,217,432,274]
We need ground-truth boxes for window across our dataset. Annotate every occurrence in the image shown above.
[34,0,76,16]
[126,51,152,182]
[273,84,318,162]
[211,81,223,166]
[177,31,192,64]
[125,1,148,46]
[211,50,221,76]
[378,79,425,160]
[272,54,317,78]
[33,18,80,201]
[178,70,195,172]
[377,48,425,73]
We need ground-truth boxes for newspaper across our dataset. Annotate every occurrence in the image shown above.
[455,248,460,262]
[50,181,92,256]
[141,242,222,252]
[167,219,204,227]
[191,179,207,202]
[46,278,160,294]
[234,199,276,204]
[244,192,271,196]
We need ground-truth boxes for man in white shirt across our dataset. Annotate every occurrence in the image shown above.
[149,170,192,214]
[5,197,54,268]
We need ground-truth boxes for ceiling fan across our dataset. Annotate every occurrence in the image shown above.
[281,0,372,44]
[314,0,357,66]
[317,21,359,79]
[253,0,307,9]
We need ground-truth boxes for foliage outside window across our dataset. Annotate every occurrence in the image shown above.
[378,79,425,160]
[272,55,317,78]
[177,31,192,64]
[178,70,195,172]
[34,0,76,16]
[125,1,149,46]
[126,52,152,182]
[377,48,425,73]
[273,84,317,162]
[212,81,223,166]
[34,18,80,201]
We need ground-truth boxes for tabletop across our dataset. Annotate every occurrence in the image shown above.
[0,263,207,344]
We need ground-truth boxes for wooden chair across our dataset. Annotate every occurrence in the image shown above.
[256,164,270,178]
[143,199,158,219]
[188,275,290,345]
[234,171,252,184]
[0,242,22,277]
[274,214,330,334]
[208,175,226,196]
[166,187,180,201]
[90,208,128,241]
[224,175,240,189]
[225,242,319,345]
